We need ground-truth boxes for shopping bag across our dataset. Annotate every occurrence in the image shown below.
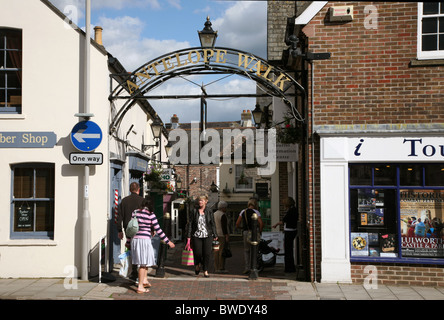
[222,243,232,258]
[118,250,131,277]
[181,249,194,266]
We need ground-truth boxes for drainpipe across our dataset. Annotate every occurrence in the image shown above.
[310,60,316,283]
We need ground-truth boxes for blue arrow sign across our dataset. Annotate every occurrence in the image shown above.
[71,121,102,152]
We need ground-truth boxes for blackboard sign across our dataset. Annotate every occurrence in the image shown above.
[16,207,33,229]
[256,183,269,198]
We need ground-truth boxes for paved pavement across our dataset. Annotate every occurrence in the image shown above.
[1,241,444,303]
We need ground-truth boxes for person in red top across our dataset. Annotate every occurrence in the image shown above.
[131,198,175,294]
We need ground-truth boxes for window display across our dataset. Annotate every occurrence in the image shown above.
[349,163,444,263]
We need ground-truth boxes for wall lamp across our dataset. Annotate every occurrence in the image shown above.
[210,181,219,193]
[176,176,182,190]
[252,103,272,129]
[198,16,218,48]
[142,117,163,151]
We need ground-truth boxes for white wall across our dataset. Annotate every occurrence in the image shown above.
[0,0,110,277]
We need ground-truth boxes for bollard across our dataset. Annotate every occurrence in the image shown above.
[156,212,171,278]
[249,212,259,280]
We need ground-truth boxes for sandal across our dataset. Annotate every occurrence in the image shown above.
[136,288,150,294]
[143,282,151,288]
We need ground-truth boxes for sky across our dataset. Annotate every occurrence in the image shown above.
[48,0,268,125]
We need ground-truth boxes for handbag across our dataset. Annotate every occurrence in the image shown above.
[181,249,194,266]
[125,212,139,238]
[244,209,253,243]
[222,242,232,258]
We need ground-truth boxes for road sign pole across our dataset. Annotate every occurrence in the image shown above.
[80,0,91,281]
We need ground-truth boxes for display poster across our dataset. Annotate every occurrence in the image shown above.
[261,232,284,264]
[400,189,444,258]
[358,189,384,226]
[351,232,369,256]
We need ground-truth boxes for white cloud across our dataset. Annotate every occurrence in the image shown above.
[212,1,267,57]
[97,15,190,70]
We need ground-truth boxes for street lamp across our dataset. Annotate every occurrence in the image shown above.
[251,103,272,129]
[210,181,219,193]
[142,116,163,151]
[151,117,163,140]
[252,104,263,127]
[198,16,218,48]
[176,177,182,190]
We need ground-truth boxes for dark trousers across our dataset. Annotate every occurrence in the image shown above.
[192,236,213,271]
[284,230,297,272]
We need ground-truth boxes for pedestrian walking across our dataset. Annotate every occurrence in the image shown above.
[131,198,175,294]
[213,201,229,273]
[186,195,218,278]
[117,182,144,280]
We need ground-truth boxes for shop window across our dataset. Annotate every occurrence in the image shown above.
[425,164,444,186]
[350,163,444,263]
[350,188,398,258]
[417,2,444,60]
[399,164,423,186]
[0,28,22,114]
[349,164,372,186]
[11,163,54,239]
[374,165,396,186]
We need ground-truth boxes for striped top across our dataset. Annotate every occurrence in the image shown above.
[127,207,170,244]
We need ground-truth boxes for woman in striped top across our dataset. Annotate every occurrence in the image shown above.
[131,198,175,294]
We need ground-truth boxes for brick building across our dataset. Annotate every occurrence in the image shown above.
[268,1,444,286]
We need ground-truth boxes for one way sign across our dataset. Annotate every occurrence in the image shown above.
[70,121,102,152]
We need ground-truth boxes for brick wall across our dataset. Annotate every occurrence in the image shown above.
[305,1,444,126]
[351,263,444,287]
[304,2,444,286]
[174,165,218,199]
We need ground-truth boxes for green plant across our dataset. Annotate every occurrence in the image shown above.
[275,117,302,144]
[144,164,163,182]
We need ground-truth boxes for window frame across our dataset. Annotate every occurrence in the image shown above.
[349,163,444,265]
[417,2,444,60]
[234,164,254,192]
[0,28,22,114]
[10,163,55,240]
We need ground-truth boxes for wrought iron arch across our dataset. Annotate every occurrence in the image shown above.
[108,47,305,134]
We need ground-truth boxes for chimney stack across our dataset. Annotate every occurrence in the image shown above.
[241,110,253,127]
[94,26,103,45]
[171,114,179,129]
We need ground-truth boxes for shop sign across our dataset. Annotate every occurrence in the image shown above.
[125,48,292,95]
[350,137,444,161]
[16,206,33,229]
[160,169,172,181]
[276,143,298,162]
[0,132,57,148]
[69,152,103,165]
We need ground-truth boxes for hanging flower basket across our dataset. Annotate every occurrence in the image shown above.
[144,164,163,183]
[275,117,302,144]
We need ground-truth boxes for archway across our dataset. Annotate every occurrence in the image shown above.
[108,46,305,133]
[108,45,307,280]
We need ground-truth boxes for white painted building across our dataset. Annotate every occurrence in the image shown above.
[0,0,162,278]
